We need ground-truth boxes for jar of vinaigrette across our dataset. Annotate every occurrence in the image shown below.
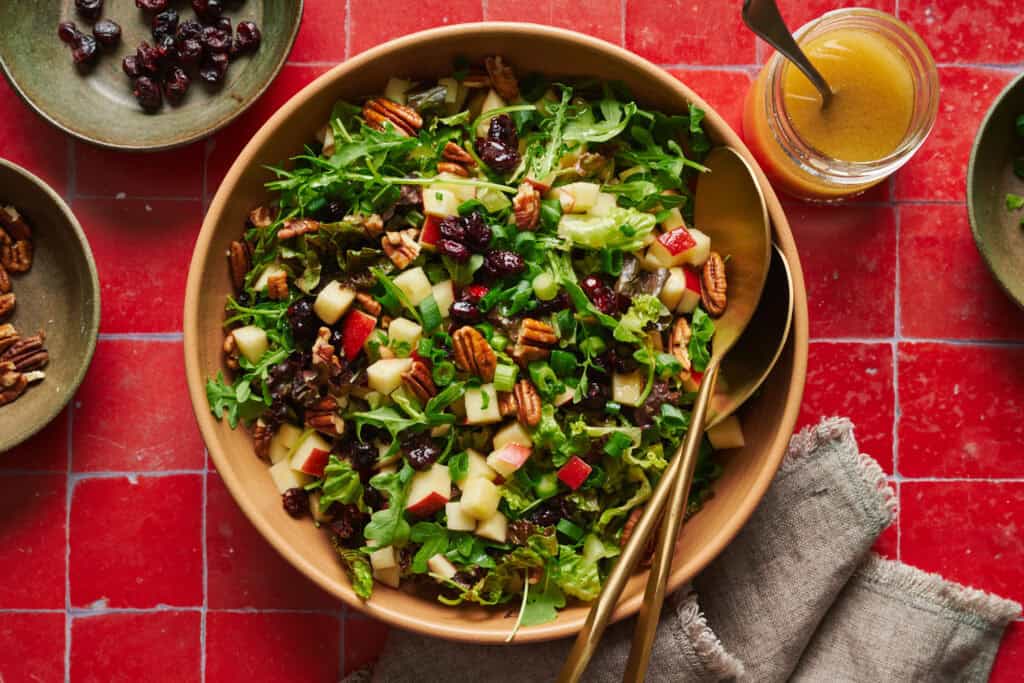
[743,8,939,201]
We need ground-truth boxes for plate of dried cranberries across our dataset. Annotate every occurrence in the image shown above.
[0,0,302,151]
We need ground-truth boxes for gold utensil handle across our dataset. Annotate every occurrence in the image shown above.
[556,361,721,683]
[623,361,720,681]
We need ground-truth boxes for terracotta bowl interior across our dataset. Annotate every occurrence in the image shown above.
[0,0,302,151]
[0,159,100,452]
[968,72,1024,309]
[185,24,809,644]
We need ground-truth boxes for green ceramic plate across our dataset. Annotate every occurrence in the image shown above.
[0,158,100,453]
[0,0,302,152]
[968,71,1024,309]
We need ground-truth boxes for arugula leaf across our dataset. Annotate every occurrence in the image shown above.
[410,522,450,573]
[613,294,668,343]
[206,372,264,429]
[332,538,374,600]
[364,464,414,547]
[1007,193,1024,212]
[520,577,566,628]
[319,456,364,511]
[563,97,638,143]
[351,406,421,441]
[372,267,423,324]
[527,87,573,182]
[688,306,715,373]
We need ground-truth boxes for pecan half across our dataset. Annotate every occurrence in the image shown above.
[277,218,321,241]
[362,97,423,137]
[266,271,289,300]
[351,213,385,238]
[381,228,421,270]
[700,252,727,317]
[0,293,13,320]
[402,359,437,404]
[0,265,9,294]
[11,349,47,372]
[222,332,240,370]
[0,206,31,241]
[620,506,658,568]
[437,161,469,177]
[251,419,272,459]
[355,292,382,317]
[512,182,540,231]
[514,318,558,363]
[249,205,275,228]
[227,240,251,292]
[1,333,45,366]
[485,56,519,101]
[452,326,497,382]
[0,361,27,406]
[498,391,518,417]
[574,152,609,179]
[1,239,32,273]
[669,317,692,373]
[513,379,542,427]
[306,395,345,436]
[312,327,343,379]
[442,141,475,166]
[0,324,18,354]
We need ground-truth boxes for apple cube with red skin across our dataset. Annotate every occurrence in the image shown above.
[677,267,702,314]
[340,309,377,360]
[289,431,333,477]
[647,227,697,268]
[558,456,592,490]
[406,464,451,517]
[420,215,442,250]
[486,443,532,478]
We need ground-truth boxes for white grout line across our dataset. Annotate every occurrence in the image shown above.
[810,337,1024,347]
[201,461,209,683]
[64,405,73,683]
[96,333,185,342]
[892,184,903,563]
[74,194,202,202]
[655,63,760,72]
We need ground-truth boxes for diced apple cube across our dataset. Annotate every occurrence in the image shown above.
[460,478,501,521]
[612,371,645,407]
[475,511,508,543]
[453,449,496,484]
[367,357,414,395]
[486,443,532,478]
[427,553,458,579]
[707,415,746,450]
[639,248,664,272]
[420,214,442,250]
[370,546,398,570]
[383,78,410,104]
[647,227,698,268]
[554,386,576,406]
[476,89,508,137]
[253,264,286,293]
[677,267,702,314]
[557,456,592,490]
[661,207,686,231]
[341,309,378,360]
[424,188,459,218]
[373,565,401,589]
[269,458,312,494]
[464,384,501,425]
[589,192,618,216]
[492,421,532,450]
[550,182,601,213]
[681,228,711,267]
[289,431,333,477]
[388,317,423,348]
[446,502,477,531]
[268,423,304,464]
[432,280,455,319]
[431,173,477,203]
[438,77,459,104]
[232,325,268,364]
[660,267,686,311]
[314,281,356,325]
[406,464,451,517]
[393,267,433,306]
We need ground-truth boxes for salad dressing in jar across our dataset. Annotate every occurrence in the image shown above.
[743,8,938,201]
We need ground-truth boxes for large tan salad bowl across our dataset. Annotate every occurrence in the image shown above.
[184,23,809,643]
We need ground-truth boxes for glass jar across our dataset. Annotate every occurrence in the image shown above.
[743,8,939,202]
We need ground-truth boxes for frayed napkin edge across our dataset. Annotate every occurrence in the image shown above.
[670,587,745,679]
[857,553,1023,630]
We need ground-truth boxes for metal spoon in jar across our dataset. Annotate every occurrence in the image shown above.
[557,147,773,682]
[743,0,834,108]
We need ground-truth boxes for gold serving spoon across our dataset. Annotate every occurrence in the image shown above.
[557,147,772,683]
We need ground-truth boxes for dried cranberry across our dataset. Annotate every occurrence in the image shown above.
[581,275,618,314]
[234,20,261,53]
[330,504,370,547]
[580,379,610,411]
[607,343,640,374]
[132,76,162,111]
[192,0,223,22]
[155,33,179,69]
[634,380,681,427]
[351,441,377,477]
[71,34,99,66]
[201,26,231,53]
[199,52,229,84]
[316,200,346,223]
[287,299,318,344]
[475,139,521,173]
[75,0,103,21]
[282,488,309,518]
[488,114,519,145]
[438,239,470,262]
[136,41,161,75]
[58,22,80,44]
[536,290,571,314]
[450,301,482,324]
[212,16,232,33]
[483,250,526,278]
[163,66,191,104]
[438,216,465,243]
[151,9,178,40]
[121,55,141,78]
[135,0,168,10]
[462,212,492,251]
[92,19,121,47]
[176,19,203,43]
[403,435,440,471]
[460,284,489,303]
[177,38,204,68]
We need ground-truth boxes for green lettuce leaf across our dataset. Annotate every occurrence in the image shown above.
[319,456,364,512]
[553,545,601,601]
[410,522,450,574]
[613,294,669,343]
[364,464,414,547]
[557,207,657,252]
[596,467,652,533]
[688,306,715,372]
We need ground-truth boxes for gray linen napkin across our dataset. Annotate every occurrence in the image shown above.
[344,418,1021,682]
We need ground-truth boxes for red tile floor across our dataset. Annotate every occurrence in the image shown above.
[1,1,1023,680]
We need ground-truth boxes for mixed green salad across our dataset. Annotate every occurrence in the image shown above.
[1007,113,1024,226]
[206,56,743,634]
